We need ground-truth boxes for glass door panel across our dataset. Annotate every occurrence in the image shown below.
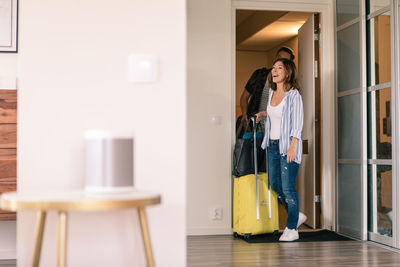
[337,0,359,26]
[368,164,392,238]
[366,2,392,246]
[338,23,361,92]
[338,164,362,235]
[367,0,390,14]
[336,10,362,237]
[367,12,391,87]
[367,88,392,160]
[338,93,361,159]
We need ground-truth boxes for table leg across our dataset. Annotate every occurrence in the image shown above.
[32,211,46,267]
[57,211,68,267]
[138,207,155,267]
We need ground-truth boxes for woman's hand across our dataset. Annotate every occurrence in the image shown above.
[287,138,298,163]
[255,111,267,123]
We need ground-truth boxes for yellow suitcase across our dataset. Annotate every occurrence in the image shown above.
[233,172,279,238]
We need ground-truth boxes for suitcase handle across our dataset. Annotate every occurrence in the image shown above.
[252,117,272,220]
[251,117,260,221]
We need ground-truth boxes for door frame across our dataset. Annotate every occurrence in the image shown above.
[231,0,336,231]
[298,14,317,228]
[394,0,400,250]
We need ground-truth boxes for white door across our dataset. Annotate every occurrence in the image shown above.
[298,15,316,228]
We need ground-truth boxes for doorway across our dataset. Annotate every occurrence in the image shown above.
[235,10,321,230]
[232,0,336,233]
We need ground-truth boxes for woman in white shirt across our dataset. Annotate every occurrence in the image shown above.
[256,58,306,241]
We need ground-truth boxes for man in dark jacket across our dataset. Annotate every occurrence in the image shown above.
[240,47,295,123]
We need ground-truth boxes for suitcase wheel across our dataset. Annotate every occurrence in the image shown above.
[273,230,280,236]
[243,233,252,240]
[233,232,239,238]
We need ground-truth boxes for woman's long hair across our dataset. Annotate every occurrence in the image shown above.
[268,58,300,92]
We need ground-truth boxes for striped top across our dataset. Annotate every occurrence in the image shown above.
[261,88,304,164]
[258,82,270,113]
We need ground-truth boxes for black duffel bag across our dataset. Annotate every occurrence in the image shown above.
[232,117,266,177]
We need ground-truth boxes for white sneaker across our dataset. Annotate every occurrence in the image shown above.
[297,212,307,228]
[279,228,299,241]
[279,227,289,241]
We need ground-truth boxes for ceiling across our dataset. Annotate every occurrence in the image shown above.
[236,10,313,52]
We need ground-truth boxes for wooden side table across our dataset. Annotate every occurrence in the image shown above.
[0,190,161,267]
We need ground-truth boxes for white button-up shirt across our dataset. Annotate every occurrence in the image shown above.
[261,88,304,164]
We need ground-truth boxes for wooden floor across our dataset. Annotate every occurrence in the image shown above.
[187,235,400,266]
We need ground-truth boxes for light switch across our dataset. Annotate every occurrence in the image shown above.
[211,116,222,126]
[128,54,158,83]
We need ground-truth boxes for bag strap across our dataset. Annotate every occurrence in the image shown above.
[236,116,254,139]
[236,117,246,139]
[233,118,253,172]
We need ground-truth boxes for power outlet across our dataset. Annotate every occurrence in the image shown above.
[211,207,223,220]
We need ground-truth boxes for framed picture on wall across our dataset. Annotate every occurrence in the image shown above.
[0,0,18,52]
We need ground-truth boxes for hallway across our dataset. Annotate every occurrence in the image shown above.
[188,235,400,266]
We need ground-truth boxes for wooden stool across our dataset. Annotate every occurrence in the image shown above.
[0,190,161,267]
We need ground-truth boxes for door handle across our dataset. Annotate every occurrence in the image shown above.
[303,140,308,154]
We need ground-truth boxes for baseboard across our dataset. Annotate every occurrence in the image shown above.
[187,227,232,236]
[0,249,16,260]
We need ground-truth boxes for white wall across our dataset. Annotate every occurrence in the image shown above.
[17,1,186,266]
[0,54,17,88]
[0,54,17,76]
[187,0,336,235]
[187,0,232,235]
[0,53,17,259]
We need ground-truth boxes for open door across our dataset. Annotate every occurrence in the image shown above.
[297,14,317,228]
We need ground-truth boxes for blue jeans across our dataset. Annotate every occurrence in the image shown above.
[268,139,300,230]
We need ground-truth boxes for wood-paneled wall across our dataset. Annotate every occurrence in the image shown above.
[0,90,17,221]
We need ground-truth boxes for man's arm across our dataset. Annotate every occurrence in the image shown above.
[241,68,260,122]
[240,89,251,122]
